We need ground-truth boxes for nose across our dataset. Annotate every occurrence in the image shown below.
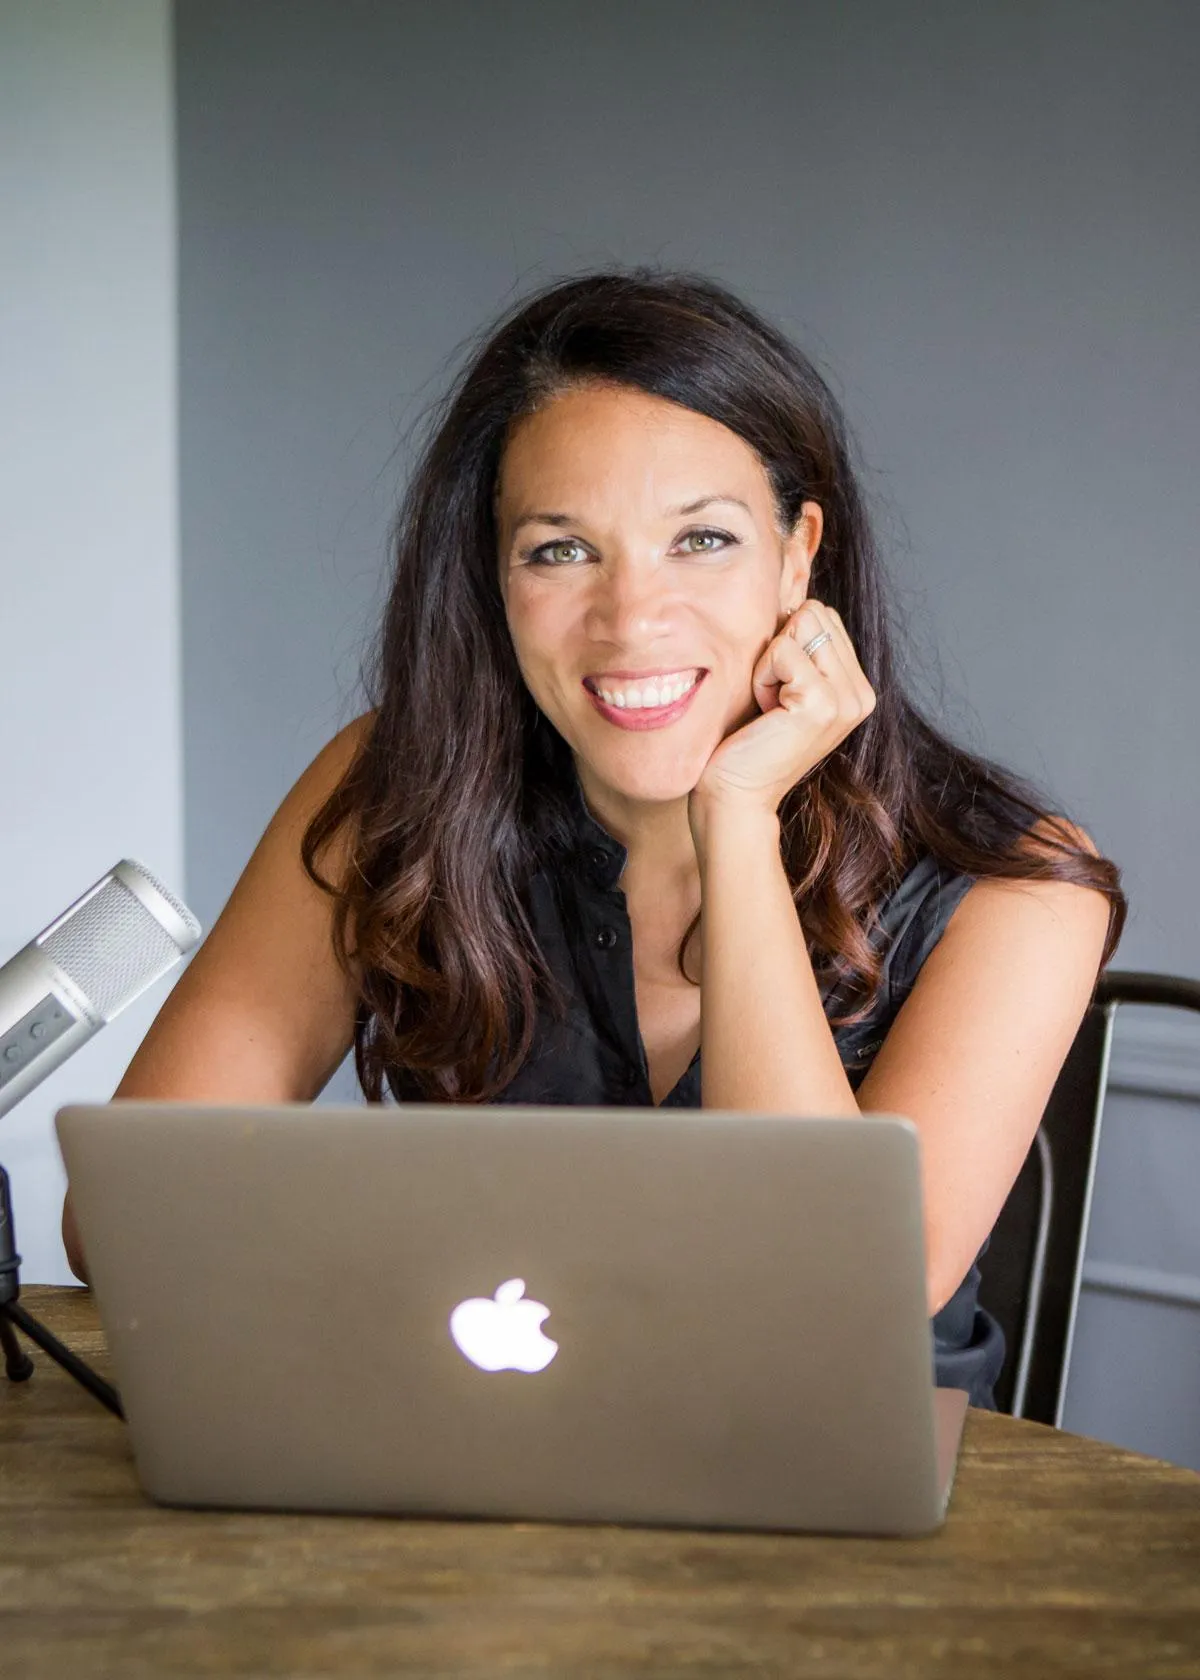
[584,556,676,646]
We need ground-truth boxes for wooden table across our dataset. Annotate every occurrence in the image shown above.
[3,1288,1200,1679]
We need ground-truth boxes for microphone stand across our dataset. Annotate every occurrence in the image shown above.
[0,1164,124,1419]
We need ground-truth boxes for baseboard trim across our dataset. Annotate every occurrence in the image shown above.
[1106,1012,1200,1102]
[1082,1259,1200,1310]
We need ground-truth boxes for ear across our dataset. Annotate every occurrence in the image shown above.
[778,500,823,617]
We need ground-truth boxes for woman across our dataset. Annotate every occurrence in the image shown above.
[63,268,1124,1409]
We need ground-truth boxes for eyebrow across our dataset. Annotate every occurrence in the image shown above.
[509,494,753,537]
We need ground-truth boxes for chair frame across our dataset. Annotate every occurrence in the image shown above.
[982,972,1200,1426]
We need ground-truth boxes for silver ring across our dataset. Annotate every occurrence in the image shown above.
[802,630,833,658]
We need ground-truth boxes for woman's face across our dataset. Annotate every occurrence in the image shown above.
[495,382,822,808]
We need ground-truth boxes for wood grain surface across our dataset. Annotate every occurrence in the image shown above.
[2,1285,1199,1678]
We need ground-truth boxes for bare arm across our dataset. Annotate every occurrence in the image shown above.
[853,827,1110,1314]
[694,798,1111,1317]
[61,714,373,1281]
[694,802,860,1118]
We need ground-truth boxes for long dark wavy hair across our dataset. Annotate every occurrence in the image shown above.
[301,267,1126,1103]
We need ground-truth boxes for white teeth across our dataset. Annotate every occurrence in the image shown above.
[594,671,699,710]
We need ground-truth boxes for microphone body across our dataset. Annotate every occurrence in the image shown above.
[0,861,200,1120]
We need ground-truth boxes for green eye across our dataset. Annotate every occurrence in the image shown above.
[522,525,739,567]
[528,540,587,567]
[680,526,738,554]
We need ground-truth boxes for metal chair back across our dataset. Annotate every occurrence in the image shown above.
[978,972,1200,1424]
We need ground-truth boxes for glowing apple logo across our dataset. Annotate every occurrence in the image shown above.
[448,1277,559,1373]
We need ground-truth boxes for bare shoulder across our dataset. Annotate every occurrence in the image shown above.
[858,813,1112,1314]
[948,814,1110,936]
[292,710,376,832]
[212,705,380,978]
[107,709,380,1109]
[1018,813,1102,860]
[319,706,376,770]
[316,707,375,768]
[265,708,376,877]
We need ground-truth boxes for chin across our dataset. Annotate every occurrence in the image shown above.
[585,743,712,806]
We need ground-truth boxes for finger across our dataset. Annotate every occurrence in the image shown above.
[786,601,857,703]
[801,603,874,716]
[752,625,822,711]
[755,625,837,718]
[821,606,861,675]
[784,600,836,659]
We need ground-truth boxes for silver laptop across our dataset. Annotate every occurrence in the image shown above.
[55,1101,969,1537]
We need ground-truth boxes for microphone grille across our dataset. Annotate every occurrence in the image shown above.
[39,874,190,1020]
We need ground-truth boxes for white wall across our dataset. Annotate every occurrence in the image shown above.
[0,0,182,1281]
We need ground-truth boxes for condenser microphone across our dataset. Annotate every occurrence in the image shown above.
[0,862,201,1120]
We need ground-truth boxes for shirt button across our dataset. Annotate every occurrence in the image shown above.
[594,925,618,949]
[588,847,609,873]
[624,1065,642,1090]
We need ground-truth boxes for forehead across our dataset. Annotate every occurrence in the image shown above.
[495,384,769,507]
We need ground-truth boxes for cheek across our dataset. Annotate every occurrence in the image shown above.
[705,560,779,627]
[504,593,573,693]
[703,591,778,664]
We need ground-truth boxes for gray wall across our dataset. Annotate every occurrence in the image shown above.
[176,0,1200,1461]
[2,0,180,1283]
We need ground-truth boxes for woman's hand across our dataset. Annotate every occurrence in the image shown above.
[691,600,877,819]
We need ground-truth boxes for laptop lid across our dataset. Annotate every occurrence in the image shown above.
[56,1101,967,1536]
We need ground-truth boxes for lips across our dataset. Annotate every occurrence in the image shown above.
[583,670,707,731]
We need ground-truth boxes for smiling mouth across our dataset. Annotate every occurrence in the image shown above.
[582,669,705,710]
[581,670,707,730]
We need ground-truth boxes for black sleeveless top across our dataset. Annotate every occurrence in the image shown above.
[484,764,1006,1410]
